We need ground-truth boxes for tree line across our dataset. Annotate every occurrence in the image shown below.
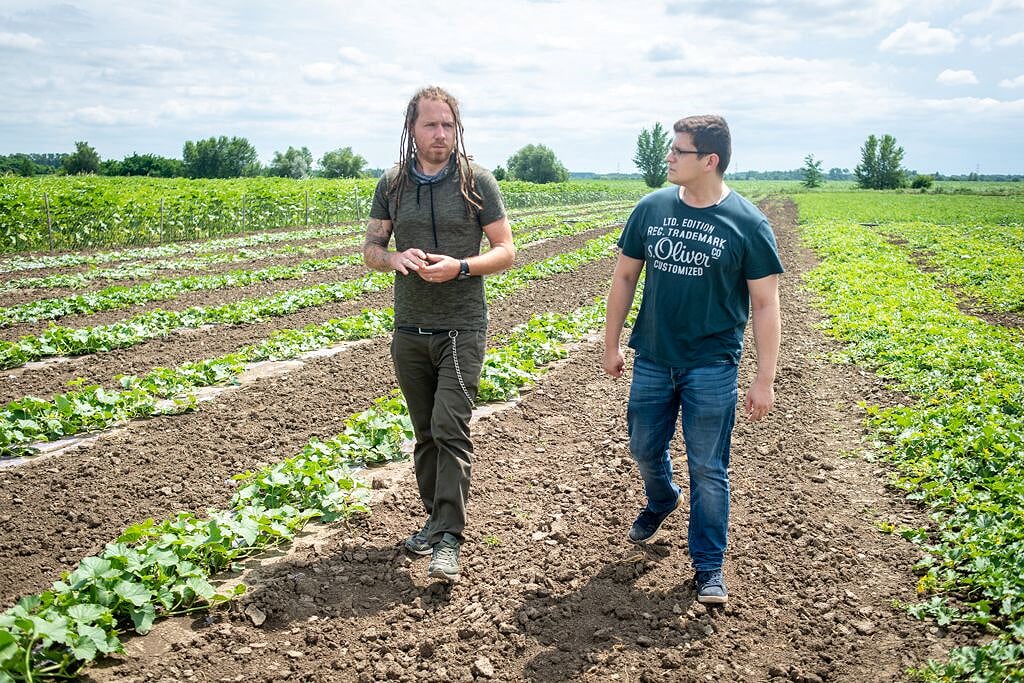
[0,138,374,179]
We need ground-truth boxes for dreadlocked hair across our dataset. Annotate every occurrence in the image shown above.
[390,86,484,218]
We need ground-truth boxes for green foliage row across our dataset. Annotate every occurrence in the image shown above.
[0,221,362,274]
[511,209,629,247]
[794,191,1024,227]
[0,291,628,681]
[0,175,378,253]
[0,390,392,681]
[0,254,365,327]
[1,176,647,254]
[871,221,1024,312]
[0,273,394,370]
[0,220,621,371]
[0,309,392,458]
[0,229,623,452]
[0,235,362,292]
[799,217,1024,680]
[499,179,648,209]
[0,202,628,292]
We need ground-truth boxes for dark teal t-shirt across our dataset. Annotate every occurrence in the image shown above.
[618,186,784,369]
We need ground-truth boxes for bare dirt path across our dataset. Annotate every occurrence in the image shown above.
[7,198,980,681]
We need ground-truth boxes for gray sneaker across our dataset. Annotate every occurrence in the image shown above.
[404,524,431,556]
[428,532,461,582]
[695,569,728,604]
[628,492,684,543]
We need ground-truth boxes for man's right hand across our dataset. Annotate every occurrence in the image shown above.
[389,248,428,275]
[603,346,626,378]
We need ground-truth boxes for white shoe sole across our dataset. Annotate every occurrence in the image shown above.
[428,567,460,583]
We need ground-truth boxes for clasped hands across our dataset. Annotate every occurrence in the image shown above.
[390,248,459,283]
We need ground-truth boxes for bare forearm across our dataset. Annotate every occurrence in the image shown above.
[604,275,636,347]
[750,302,781,384]
[468,242,515,276]
[363,218,394,272]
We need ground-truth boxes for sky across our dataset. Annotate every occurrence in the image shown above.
[1,0,1022,175]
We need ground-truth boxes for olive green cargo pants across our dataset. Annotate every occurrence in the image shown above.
[390,327,485,545]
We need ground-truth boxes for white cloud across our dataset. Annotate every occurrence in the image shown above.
[922,96,1024,114]
[959,0,1024,25]
[999,75,1024,88]
[300,62,354,84]
[879,22,960,54]
[0,31,42,51]
[997,31,1024,45]
[71,106,155,126]
[937,69,978,85]
[338,46,371,64]
[646,41,685,62]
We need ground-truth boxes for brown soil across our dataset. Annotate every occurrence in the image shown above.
[1,198,976,682]
[0,226,618,405]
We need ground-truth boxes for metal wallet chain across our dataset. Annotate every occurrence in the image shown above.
[449,330,476,409]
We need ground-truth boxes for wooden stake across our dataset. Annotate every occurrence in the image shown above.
[44,192,54,252]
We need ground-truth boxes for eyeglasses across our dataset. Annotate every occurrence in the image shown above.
[669,145,706,157]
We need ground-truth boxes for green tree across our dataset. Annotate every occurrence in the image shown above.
[182,136,260,178]
[493,165,507,181]
[119,153,184,177]
[507,144,569,184]
[62,141,101,175]
[633,122,670,188]
[16,155,35,177]
[801,154,824,188]
[269,146,313,178]
[910,174,934,189]
[319,147,366,178]
[854,134,907,189]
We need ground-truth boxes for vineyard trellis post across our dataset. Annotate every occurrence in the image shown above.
[43,192,54,252]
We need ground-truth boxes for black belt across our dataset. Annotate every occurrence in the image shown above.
[396,326,450,335]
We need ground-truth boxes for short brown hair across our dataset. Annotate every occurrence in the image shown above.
[673,115,731,176]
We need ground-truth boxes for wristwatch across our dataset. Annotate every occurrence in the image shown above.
[457,259,470,280]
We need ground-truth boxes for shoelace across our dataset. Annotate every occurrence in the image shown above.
[434,543,458,565]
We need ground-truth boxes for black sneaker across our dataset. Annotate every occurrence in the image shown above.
[696,569,728,604]
[627,492,684,543]
[404,524,431,556]
[428,532,461,582]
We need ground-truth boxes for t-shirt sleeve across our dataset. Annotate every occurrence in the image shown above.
[474,169,507,226]
[617,205,646,260]
[369,175,391,220]
[742,219,785,280]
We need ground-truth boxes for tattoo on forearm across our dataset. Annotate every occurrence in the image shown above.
[363,218,393,270]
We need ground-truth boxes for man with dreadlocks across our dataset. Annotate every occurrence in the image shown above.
[363,86,515,583]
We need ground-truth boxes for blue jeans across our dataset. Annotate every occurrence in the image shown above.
[627,356,738,572]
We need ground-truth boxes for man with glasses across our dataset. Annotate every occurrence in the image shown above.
[601,114,783,603]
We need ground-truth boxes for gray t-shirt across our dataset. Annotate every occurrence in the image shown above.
[618,186,784,369]
[370,157,506,329]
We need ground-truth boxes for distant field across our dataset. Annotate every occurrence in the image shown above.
[0,176,650,254]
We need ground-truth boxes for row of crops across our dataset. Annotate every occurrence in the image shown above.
[1,180,1022,680]
[0,175,650,253]
[794,191,1024,680]
[0,195,640,680]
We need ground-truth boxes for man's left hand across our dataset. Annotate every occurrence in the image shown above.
[744,380,775,421]
[419,253,459,283]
